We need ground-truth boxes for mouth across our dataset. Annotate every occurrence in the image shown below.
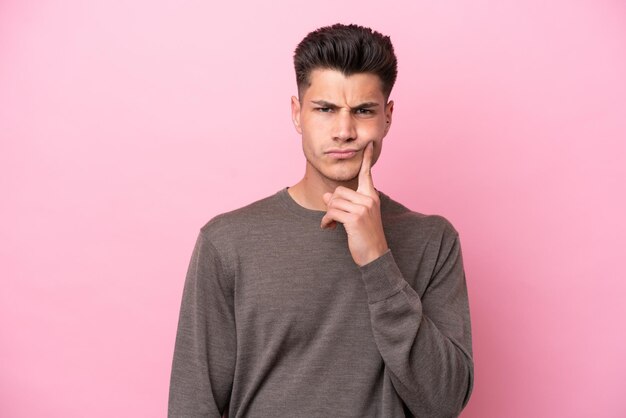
[325,149,359,159]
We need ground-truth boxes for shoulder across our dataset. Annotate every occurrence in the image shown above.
[192,191,284,273]
[198,190,282,244]
[379,190,459,240]
[379,191,462,277]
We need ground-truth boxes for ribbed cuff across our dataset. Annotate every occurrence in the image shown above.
[359,249,407,303]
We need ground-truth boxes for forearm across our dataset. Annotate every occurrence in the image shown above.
[360,249,474,417]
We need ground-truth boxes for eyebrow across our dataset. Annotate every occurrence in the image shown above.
[310,100,380,109]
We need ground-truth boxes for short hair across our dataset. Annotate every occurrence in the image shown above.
[293,23,398,101]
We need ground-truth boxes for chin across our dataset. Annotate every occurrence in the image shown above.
[323,168,360,183]
[306,157,360,183]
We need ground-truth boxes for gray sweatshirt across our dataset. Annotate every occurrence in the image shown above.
[168,187,474,417]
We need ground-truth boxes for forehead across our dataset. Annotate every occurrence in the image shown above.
[303,68,385,103]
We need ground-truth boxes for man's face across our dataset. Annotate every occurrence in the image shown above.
[291,68,393,186]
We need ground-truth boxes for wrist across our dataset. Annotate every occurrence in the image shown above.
[358,244,389,267]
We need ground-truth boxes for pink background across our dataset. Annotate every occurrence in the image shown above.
[2,1,625,417]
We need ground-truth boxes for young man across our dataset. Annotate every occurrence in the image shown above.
[168,23,474,417]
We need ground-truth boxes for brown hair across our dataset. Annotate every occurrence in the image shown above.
[293,23,398,101]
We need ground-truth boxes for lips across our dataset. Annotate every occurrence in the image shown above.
[326,149,358,159]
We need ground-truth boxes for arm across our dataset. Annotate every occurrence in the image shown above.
[168,230,236,418]
[359,227,474,418]
[320,142,473,416]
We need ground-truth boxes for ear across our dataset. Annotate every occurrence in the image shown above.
[291,96,302,134]
[384,100,394,135]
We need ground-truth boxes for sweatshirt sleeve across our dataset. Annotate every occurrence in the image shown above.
[359,225,474,418]
[168,230,236,418]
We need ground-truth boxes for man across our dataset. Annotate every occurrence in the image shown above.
[168,23,474,417]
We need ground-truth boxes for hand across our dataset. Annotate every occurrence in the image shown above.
[320,141,389,266]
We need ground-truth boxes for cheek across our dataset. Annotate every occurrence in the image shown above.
[301,118,328,141]
[358,123,385,143]
[301,133,320,157]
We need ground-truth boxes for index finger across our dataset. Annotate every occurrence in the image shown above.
[357,141,375,195]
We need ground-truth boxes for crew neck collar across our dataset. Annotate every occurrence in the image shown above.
[275,186,390,220]
[276,187,326,220]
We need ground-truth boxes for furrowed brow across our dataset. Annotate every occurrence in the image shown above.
[310,100,380,109]
[352,102,380,109]
[311,100,338,108]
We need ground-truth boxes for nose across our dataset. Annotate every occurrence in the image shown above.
[332,109,357,142]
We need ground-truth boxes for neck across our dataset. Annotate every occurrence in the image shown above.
[288,169,358,211]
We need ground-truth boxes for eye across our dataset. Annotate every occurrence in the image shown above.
[355,108,374,115]
[315,107,332,113]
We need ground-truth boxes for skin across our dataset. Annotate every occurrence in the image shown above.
[289,68,394,266]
